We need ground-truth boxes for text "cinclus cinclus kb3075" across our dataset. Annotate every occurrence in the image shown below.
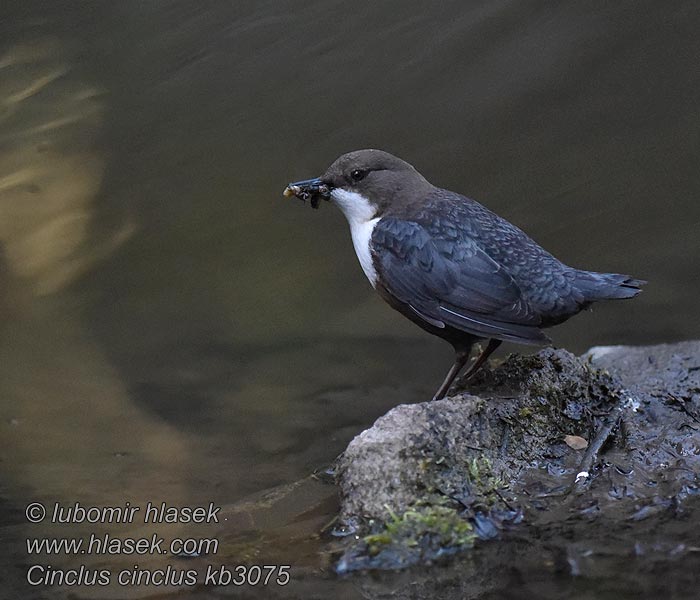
[284,149,645,401]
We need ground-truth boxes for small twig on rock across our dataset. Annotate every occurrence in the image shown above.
[668,394,700,424]
[570,403,624,494]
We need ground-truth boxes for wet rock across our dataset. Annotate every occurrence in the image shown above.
[334,343,700,571]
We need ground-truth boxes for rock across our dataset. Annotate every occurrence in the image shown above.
[334,343,700,571]
[338,395,489,521]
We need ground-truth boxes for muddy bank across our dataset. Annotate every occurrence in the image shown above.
[334,341,700,571]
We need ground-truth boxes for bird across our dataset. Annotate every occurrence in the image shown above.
[284,149,644,401]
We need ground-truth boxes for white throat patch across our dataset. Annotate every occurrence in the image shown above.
[331,188,381,287]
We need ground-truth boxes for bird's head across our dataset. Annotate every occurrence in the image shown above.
[284,149,432,222]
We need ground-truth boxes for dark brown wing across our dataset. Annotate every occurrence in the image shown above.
[371,217,550,344]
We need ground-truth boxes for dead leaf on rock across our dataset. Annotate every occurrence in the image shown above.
[564,435,588,450]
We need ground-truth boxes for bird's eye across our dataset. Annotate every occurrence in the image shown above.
[350,169,368,182]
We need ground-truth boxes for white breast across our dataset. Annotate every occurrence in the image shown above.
[330,188,381,287]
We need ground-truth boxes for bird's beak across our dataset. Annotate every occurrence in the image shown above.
[283,177,331,209]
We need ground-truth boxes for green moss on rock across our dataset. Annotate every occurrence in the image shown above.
[362,504,476,562]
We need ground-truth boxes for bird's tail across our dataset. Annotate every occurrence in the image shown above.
[574,270,646,301]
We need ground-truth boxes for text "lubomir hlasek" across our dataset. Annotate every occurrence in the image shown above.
[48,502,220,524]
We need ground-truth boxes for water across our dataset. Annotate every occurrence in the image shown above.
[1,1,699,598]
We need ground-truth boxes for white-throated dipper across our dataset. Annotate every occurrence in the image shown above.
[284,149,644,400]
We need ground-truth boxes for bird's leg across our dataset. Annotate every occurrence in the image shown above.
[462,338,502,381]
[432,347,472,401]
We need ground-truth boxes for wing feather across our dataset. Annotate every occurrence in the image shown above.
[371,217,550,344]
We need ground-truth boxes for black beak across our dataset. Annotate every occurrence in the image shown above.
[283,177,331,209]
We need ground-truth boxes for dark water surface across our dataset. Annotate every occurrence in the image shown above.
[1,1,699,598]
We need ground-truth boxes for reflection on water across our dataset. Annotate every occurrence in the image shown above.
[0,38,130,298]
[1,1,699,598]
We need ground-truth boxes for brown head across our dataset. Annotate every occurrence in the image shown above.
[285,149,434,220]
[320,149,432,217]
